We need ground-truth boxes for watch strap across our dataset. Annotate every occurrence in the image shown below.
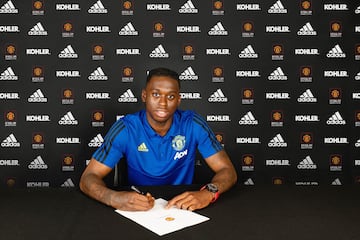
[200,184,220,203]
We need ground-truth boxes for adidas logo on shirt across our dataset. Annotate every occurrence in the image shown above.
[179,66,198,80]
[297,155,317,169]
[0,67,18,80]
[61,178,75,187]
[297,89,317,103]
[58,111,78,125]
[28,155,48,169]
[0,0,18,13]
[179,0,198,13]
[268,133,287,147]
[119,22,138,36]
[326,44,346,58]
[208,22,228,35]
[238,111,258,125]
[118,89,138,102]
[297,22,317,35]
[149,44,169,58]
[138,142,149,152]
[88,133,104,147]
[268,67,287,80]
[28,22,48,35]
[208,89,228,102]
[1,133,20,147]
[268,0,287,14]
[28,89,47,102]
[58,45,78,58]
[88,0,107,13]
[326,111,346,125]
[244,178,255,185]
[88,67,108,80]
[238,45,258,58]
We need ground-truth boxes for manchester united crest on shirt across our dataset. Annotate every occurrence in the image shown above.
[172,135,185,151]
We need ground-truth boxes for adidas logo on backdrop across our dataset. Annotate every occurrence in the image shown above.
[356,6,360,14]
[1,133,20,147]
[88,67,108,80]
[149,44,169,58]
[238,111,258,125]
[208,89,228,102]
[0,67,18,80]
[355,72,360,81]
[331,178,342,186]
[297,22,317,35]
[297,89,317,103]
[326,111,346,125]
[28,155,48,169]
[0,0,18,13]
[61,178,75,187]
[297,156,317,169]
[119,22,138,35]
[179,66,198,80]
[208,22,228,35]
[58,45,78,58]
[118,89,137,102]
[326,44,346,58]
[244,178,255,185]
[238,45,258,58]
[268,133,287,147]
[88,133,104,147]
[268,0,287,14]
[268,67,287,80]
[58,111,78,125]
[88,0,107,13]
[355,139,360,147]
[179,0,198,13]
[28,89,47,102]
[28,22,47,35]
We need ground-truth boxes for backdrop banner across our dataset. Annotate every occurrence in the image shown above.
[0,0,359,188]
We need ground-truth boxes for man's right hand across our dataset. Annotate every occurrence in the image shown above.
[79,159,155,211]
[111,191,155,211]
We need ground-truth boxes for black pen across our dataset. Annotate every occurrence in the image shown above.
[131,185,146,195]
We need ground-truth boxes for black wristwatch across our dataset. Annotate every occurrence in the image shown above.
[200,183,220,203]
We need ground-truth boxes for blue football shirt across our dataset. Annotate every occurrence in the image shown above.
[92,109,223,185]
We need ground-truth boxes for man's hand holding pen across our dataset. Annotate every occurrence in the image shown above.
[109,186,155,211]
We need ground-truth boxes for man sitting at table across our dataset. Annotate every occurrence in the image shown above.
[79,67,237,211]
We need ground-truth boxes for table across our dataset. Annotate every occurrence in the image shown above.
[1,185,360,240]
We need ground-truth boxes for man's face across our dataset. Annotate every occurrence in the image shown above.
[142,76,181,125]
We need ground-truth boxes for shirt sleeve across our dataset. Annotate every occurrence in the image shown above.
[92,119,127,169]
[192,112,223,158]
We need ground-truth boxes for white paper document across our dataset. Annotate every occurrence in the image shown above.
[115,198,210,236]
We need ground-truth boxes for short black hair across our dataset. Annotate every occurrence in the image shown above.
[146,67,180,89]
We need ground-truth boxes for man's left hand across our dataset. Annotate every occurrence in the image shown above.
[165,190,214,211]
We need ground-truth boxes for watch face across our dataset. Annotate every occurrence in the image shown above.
[207,183,218,193]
